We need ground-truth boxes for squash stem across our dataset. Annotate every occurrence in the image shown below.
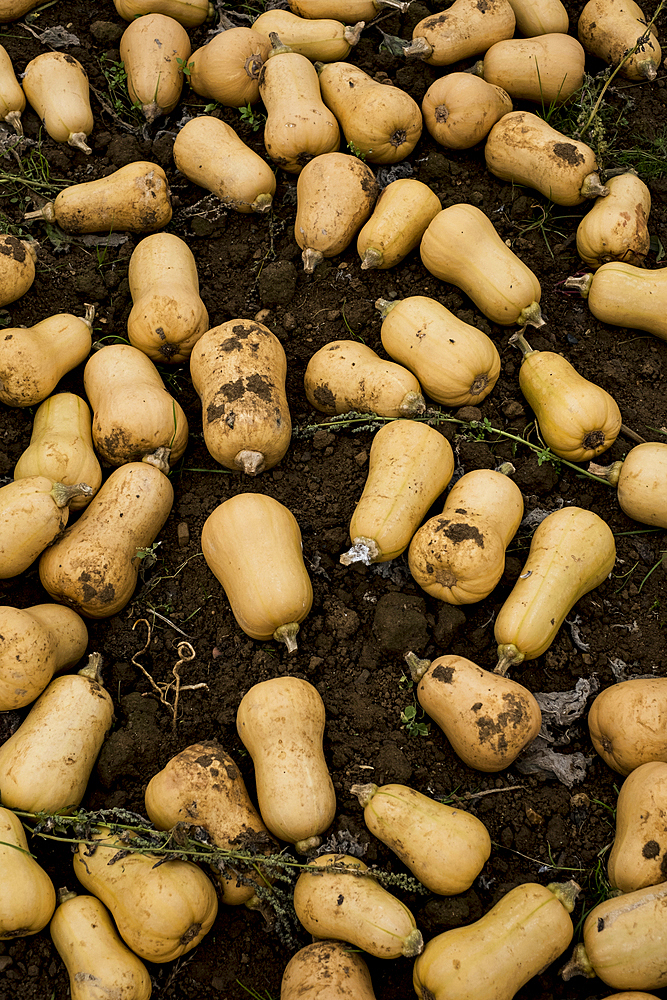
[302,247,324,274]
[294,835,321,854]
[405,650,431,683]
[403,36,433,60]
[580,172,608,200]
[547,878,581,913]
[234,449,265,475]
[251,193,273,214]
[468,59,484,78]
[349,782,378,808]
[374,297,398,320]
[399,391,426,417]
[273,621,299,654]
[267,32,291,57]
[516,300,544,329]
[496,461,515,477]
[494,644,524,676]
[588,460,622,486]
[57,887,78,905]
[24,201,55,223]
[360,246,384,270]
[81,303,96,329]
[78,651,104,684]
[143,446,171,476]
[344,21,365,45]
[560,942,596,981]
[68,132,92,155]
[376,0,412,10]
[563,273,593,298]
[5,110,22,135]
[340,536,379,567]
[508,331,536,359]
[402,928,424,957]
[51,481,94,507]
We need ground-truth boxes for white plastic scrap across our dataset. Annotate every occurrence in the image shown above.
[534,675,600,744]
[29,25,80,47]
[566,614,590,651]
[520,497,565,529]
[515,740,592,788]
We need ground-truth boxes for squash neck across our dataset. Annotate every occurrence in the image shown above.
[587,460,622,486]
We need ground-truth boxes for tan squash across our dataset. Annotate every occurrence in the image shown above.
[188,27,270,107]
[578,0,661,81]
[409,467,524,605]
[0,307,93,407]
[351,782,491,895]
[587,678,667,775]
[564,264,667,343]
[50,890,152,1000]
[511,330,622,461]
[172,115,276,215]
[0,232,36,306]
[318,61,422,164]
[0,477,93,580]
[14,393,101,507]
[340,419,454,566]
[607,762,667,893]
[190,319,291,475]
[236,677,335,848]
[494,505,616,673]
[478,33,585,104]
[589,442,667,528]
[485,111,608,206]
[576,172,651,268]
[120,13,191,121]
[377,294,501,406]
[0,653,114,813]
[404,0,516,65]
[293,853,423,957]
[144,740,276,905]
[202,495,312,652]
[304,340,425,418]
[290,0,408,18]
[253,10,362,61]
[22,52,93,154]
[114,0,211,23]
[357,178,441,269]
[420,204,543,327]
[507,0,568,35]
[563,883,667,989]
[25,161,172,234]
[127,233,209,363]
[414,881,577,1000]
[0,44,25,133]
[281,941,378,1000]
[422,73,512,150]
[259,34,340,173]
[39,462,174,619]
[0,806,56,940]
[0,0,42,22]
[0,603,88,711]
[84,344,188,470]
[295,151,378,272]
[407,651,542,771]
[72,827,218,964]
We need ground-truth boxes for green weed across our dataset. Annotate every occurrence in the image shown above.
[346,140,367,161]
[238,102,266,132]
[400,700,430,737]
[99,55,144,126]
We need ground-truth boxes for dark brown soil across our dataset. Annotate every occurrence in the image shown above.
[1,0,667,998]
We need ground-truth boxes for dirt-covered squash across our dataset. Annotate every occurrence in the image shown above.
[0,308,93,407]
[607,762,667,893]
[282,941,377,1000]
[578,0,661,81]
[576,172,651,268]
[587,677,667,775]
[188,27,270,106]
[405,0,516,65]
[0,232,35,305]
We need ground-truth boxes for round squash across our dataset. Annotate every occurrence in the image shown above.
[120,13,191,120]
[281,941,378,1000]
[589,442,667,528]
[0,45,25,133]
[22,51,93,153]
[578,0,661,81]
[587,677,667,775]
[576,171,651,269]
[607,761,667,893]
[0,806,56,940]
[0,232,36,306]
[357,178,441,269]
[405,0,516,65]
[479,33,585,104]
[422,72,512,150]
[188,27,271,107]
[236,676,335,849]
[202,494,312,652]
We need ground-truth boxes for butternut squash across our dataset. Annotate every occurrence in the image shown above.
[0,0,42,22]
[39,463,174,619]
[414,881,577,1000]
[357,178,441,269]
[190,319,291,475]
[84,344,188,470]
[576,172,651,268]
[304,340,425,418]
[0,232,36,306]
[507,0,568,35]
[485,111,608,206]
[253,10,362,61]
[0,806,56,939]
[0,44,25,134]
[0,653,114,813]
[377,294,501,406]
[236,677,335,849]
[494,506,616,672]
[144,740,276,905]
[127,232,209,363]
[114,0,212,25]
[578,0,661,81]
[409,467,524,605]
[589,442,667,528]
[290,0,408,17]
[511,330,622,461]
[0,477,93,580]
[22,52,93,154]
[282,941,377,1000]
[295,151,378,272]
[172,116,276,215]
[587,677,667,775]
[259,34,340,173]
[422,73,512,150]
[407,651,542,771]
[340,419,454,566]
[0,307,93,407]
[188,27,270,107]
[351,782,491,895]
[318,61,422,164]
[404,0,516,65]
[120,13,191,121]
[564,264,667,342]
[14,393,102,507]
[50,890,152,1000]
[478,33,585,104]
[420,204,543,327]
[25,162,172,234]
[202,495,312,652]
[293,853,423,957]
[607,762,667,893]
[0,603,88,711]
[72,827,218,963]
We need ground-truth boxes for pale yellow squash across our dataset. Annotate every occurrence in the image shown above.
[578,0,661,81]
[282,941,377,1000]
[253,10,362,61]
[120,13,191,121]
[405,0,516,65]
[114,0,212,25]
[0,232,36,306]
[607,762,667,893]
[289,0,387,18]
[422,73,512,150]
[576,172,651,268]
[0,308,93,407]
[507,0,568,35]
[0,806,56,940]
[587,678,667,775]
[22,52,93,154]
[357,178,441,269]
[0,0,42,22]
[589,442,667,528]
[0,44,25,133]
[479,33,585,104]
[566,263,667,342]
[188,27,270,106]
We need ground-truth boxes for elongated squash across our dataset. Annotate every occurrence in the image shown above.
[0,308,93,407]
[0,44,25,133]
[576,172,651,268]
[494,506,615,672]
[478,33,585,104]
[114,0,212,26]
[564,264,667,342]
[357,178,441,269]
[507,0,568,35]
[589,442,667,528]
[422,73,512,150]
[253,10,362,61]
[607,762,667,893]
[405,0,515,65]
[0,806,56,939]
[120,13,191,120]
[290,0,407,17]
[22,52,93,153]
[578,0,661,81]
[188,27,270,106]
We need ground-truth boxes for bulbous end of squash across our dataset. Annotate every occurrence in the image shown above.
[580,172,608,200]
[340,536,379,567]
[350,782,378,808]
[404,650,431,683]
[68,132,92,155]
[302,248,324,274]
[560,942,595,981]
[402,927,424,958]
[494,643,524,675]
[273,621,300,654]
[5,110,22,135]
